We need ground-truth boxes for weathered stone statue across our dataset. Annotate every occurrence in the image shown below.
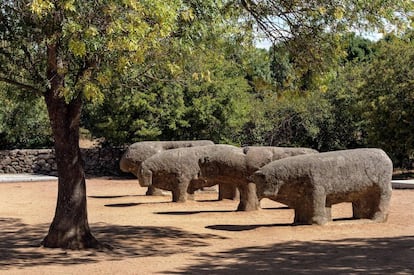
[252,148,393,225]
[138,145,242,202]
[120,140,214,195]
[198,148,252,210]
[243,146,319,173]
[199,146,319,211]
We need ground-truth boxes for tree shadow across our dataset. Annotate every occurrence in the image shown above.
[0,217,226,270]
[166,236,414,274]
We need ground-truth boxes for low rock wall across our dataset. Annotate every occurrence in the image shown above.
[0,147,127,176]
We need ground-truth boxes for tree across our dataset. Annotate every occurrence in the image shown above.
[321,32,414,166]
[0,0,180,249]
[240,0,412,150]
[321,62,367,151]
[83,49,253,145]
[241,0,413,78]
[82,2,254,145]
[344,33,375,63]
[360,33,414,167]
[0,83,52,148]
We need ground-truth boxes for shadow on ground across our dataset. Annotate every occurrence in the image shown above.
[206,223,293,231]
[167,236,414,274]
[104,201,173,207]
[88,195,141,199]
[154,205,290,216]
[205,217,356,231]
[0,217,226,270]
[2,217,413,274]
[156,210,234,215]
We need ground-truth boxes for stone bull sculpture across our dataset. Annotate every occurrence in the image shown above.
[243,146,319,173]
[120,140,214,195]
[138,145,242,202]
[199,146,319,211]
[252,148,393,225]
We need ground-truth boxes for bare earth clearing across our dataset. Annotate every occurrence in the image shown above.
[0,178,413,274]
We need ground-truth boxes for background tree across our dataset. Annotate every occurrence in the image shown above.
[311,34,376,151]
[344,33,376,63]
[82,1,254,145]
[0,83,52,148]
[359,32,414,167]
[239,0,413,152]
[241,0,413,76]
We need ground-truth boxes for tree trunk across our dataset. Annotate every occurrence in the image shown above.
[41,44,101,249]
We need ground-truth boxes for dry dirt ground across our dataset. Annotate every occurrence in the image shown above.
[0,178,413,274]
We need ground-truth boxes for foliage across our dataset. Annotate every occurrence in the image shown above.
[0,0,181,99]
[83,1,253,145]
[242,0,414,76]
[241,89,334,150]
[0,83,51,149]
[322,63,368,151]
[360,33,414,167]
[0,0,183,149]
[241,33,377,152]
[176,59,252,144]
[84,55,253,145]
[344,33,376,63]
[2,1,412,151]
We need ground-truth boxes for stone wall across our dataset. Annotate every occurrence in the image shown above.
[0,147,128,176]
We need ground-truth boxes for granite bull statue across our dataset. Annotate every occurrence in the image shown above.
[120,140,214,195]
[138,145,242,202]
[252,148,393,225]
[198,146,319,211]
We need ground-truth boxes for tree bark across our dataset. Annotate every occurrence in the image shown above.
[41,44,101,249]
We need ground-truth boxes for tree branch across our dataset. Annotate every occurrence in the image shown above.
[0,76,42,95]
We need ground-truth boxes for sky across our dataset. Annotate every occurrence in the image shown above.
[255,31,384,50]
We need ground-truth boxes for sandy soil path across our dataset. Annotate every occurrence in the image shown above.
[0,178,413,274]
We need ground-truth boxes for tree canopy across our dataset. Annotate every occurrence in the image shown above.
[242,0,413,76]
[360,32,414,166]
[1,0,180,98]
[82,1,254,145]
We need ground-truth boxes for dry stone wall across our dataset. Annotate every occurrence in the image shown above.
[0,147,127,176]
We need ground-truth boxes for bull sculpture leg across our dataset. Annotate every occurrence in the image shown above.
[237,182,260,211]
[171,177,190,203]
[325,204,332,221]
[311,187,329,225]
[372,186,392,222]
